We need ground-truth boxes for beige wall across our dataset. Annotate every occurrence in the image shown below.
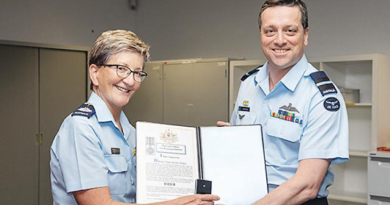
[1,0,390,60]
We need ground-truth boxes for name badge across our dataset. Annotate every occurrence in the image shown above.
[239,106,250,112]
[111,148,120,155]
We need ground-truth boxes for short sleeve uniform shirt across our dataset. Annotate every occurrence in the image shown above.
[50,92,137,204]
[230,55,349,197]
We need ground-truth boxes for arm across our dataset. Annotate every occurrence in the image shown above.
[252,158,330,205]
[73,187,220,205]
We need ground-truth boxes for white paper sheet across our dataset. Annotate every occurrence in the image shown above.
[200,125,268,205]
[136,122,267,204]
[136,122,199,203]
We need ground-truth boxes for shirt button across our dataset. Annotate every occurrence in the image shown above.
[131,180,134,185]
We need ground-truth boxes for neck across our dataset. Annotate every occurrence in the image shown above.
[93,89,122,126]
[268,65,292,92]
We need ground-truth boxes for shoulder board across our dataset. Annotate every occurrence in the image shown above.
[310,71,330,84]
[241,65,262,81]
[310,71,337,96]
[71,103,96,118]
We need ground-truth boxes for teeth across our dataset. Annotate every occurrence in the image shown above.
[115,85,130,93]
[274,49,288,53]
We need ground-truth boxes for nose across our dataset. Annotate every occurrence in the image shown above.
[122,73,136,86]
[274,32,287,46]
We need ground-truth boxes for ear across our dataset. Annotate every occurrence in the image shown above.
[89,64,100,87]
[304,27,309,46]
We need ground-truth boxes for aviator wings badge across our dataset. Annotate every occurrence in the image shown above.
[279,103,300,113]
[270,103,303,124]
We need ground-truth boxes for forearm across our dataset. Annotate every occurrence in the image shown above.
[73,187,218,205]
[73,188,170,205]
[252,175,317,205]
[252,159,331,205]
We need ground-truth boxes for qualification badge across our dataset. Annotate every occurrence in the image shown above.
[270,103,303,124]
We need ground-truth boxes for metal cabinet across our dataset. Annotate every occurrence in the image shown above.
[0,42,88,205]
[368,152,390,205]
[125,58,231,127]
[124,62,164,124]
[0,44,40,205]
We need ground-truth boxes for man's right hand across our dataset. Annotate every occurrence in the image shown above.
[216,121,231,127]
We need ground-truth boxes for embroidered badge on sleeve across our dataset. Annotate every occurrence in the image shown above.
[71,103,96,118]
[324,97,340,112]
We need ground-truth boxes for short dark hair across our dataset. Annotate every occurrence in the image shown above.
[258,0,308,30]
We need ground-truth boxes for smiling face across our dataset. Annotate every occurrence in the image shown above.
[260,5,309,71]
[90,50,144,113]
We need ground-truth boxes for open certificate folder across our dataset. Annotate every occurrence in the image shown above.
[136,122,268,205]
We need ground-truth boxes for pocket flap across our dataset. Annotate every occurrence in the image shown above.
[266,117,302,142]
[105,155,128,173]
[235,112,257,125]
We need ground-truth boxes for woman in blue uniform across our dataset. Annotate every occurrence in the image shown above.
[50,30,219,205]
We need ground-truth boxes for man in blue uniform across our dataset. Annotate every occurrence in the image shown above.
[219,0,349,204]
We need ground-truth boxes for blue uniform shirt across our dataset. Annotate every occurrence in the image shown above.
[230,55,349,197]
[50,92,137,204]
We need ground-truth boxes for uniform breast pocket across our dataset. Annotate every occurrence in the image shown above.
[104,155,129,195]
[235,112,257,125]
[266,117,302,143]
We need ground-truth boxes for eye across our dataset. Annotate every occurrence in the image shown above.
[133,71,140,76]
[139,72,147,77]
[286,28,297,35]
[117,66,129,72]
[263,28,275,37]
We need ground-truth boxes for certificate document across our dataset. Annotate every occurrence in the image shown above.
[136,122,268,205]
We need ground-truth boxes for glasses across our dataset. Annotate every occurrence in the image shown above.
[101,64,148,82]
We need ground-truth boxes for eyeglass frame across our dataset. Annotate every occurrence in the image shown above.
[99,64,148,82]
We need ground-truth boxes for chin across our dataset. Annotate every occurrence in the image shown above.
[116,97,131,107]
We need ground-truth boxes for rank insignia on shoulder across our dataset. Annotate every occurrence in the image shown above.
[71,103,96,118]
[241,66,261,81]
[310,71,330,84]
[310,71,337,96]
[324,97,340,112]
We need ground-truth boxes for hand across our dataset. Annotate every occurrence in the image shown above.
[216,121,230,127]
[171,194,220,205]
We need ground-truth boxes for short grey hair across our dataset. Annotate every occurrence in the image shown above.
[258,0,308,30]
[89,29,150,66]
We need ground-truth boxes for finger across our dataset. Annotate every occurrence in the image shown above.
[199,201,215,205]
[198,194,220,201]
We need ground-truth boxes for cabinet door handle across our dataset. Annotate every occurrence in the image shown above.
[35,133,43,146]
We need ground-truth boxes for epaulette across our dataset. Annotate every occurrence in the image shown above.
[310,71,337,96]
[241,66,262,81]
[71,103,96,118]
